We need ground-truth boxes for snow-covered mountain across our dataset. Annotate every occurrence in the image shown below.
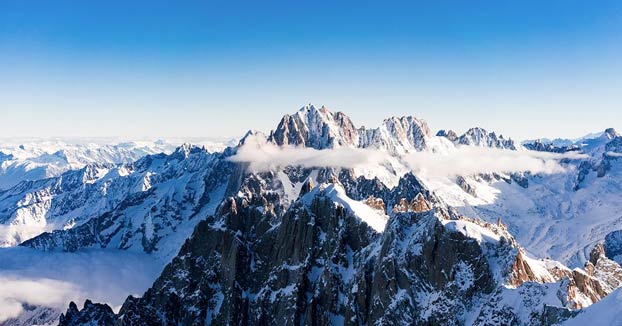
[447,127,622,267]
[0,145,234,254]
[439,127,516,150]
[268,104,454,154]
[0,143,236,325]
[55,172,622,325]
[522,128,618,150]
[1,104,622,325]
[0,138,235,191]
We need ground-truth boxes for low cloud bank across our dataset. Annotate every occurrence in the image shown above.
[230,136,387,171]
[229,135,586,178]
[0,247,162,322]
[403,146,586,177]
[0,276,80,322]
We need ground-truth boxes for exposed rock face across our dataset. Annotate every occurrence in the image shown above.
[456,175,477,197]
[510,172,529,188]
[523,139,580,153]
[573,128,622,189]
[4,107,622,326]
[561,269,607,309]
[7,108,622,326]
[604,127,621,139]
[604,230,622,263]
[298,177,315,197]
[540,305,579,326]
[2,145,234,254]
[391,192,432,213]
[360,116,432,153]
[506,243,622,311]
[437,127,516,150]
[439,127,516,150]
[0,163,115,246]
[57,164,620,325]
[0,151,13,161]
[436,129,458,142]
[584,244,622,294]
[269,104,360,149]
[358,210,501,325]
[606,135,622,153]
[364,196,385,211]
[18,148,234,258]
[508,250,550,287]
[58,300,115,326]
[91,182,379,325]
[268,104,434,153]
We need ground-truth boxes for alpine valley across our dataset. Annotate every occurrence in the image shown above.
[1,104,622,326]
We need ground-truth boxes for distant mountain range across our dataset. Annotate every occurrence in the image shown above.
[0,138,236,190]
[1,104,621,325]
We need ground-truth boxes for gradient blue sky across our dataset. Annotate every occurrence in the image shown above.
[1,0,621,140]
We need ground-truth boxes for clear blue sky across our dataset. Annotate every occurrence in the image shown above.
[1,0,621,140]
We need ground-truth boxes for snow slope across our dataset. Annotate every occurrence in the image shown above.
[0,144,234,325]
[428,155,622,267]
[563,288,622,325]
[0,105,621,325]
[0,138,236,190]
[302,183,389,232]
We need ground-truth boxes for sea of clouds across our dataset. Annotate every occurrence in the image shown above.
[230,135,586,178]
[0,247,162,323]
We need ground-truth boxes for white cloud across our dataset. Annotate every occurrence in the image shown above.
[229,135,388,171]
[402,146,586,178]
[229,135,587,178]
[0,247,162,323]
[0,276,81,322]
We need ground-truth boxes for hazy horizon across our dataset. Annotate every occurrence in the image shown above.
[0,103,618,143]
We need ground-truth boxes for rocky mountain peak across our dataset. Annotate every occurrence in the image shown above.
[604,230,622,263]
[436,129,458,142]
[0,151,13,161]
[457,127,516,150]
[51,164,622,325]
[171,143,203,159]
[239,129,267,146]
[267,104,438,154]
[7,105,622,325]
[265,105,525,154]
[435,126,516,150]
[589,243,607,265]
[268,104,359,149]
[298,177,315,197]
[603,128,620,139]
[377,115,432,150]
[58,300,115,326]
[523,139,580,153]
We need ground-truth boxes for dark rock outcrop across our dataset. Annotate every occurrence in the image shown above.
[604,230,622,263]
[58,300,116,326]
[523,139,580,153]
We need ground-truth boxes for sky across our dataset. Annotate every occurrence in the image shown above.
[1,0,621,141]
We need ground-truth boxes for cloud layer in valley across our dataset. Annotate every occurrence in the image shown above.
[0,247,162,323]
[402,146,586,177]
[229,135,587,178]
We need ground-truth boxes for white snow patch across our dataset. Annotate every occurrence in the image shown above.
[314,184,388,233]
[441,219,501,244]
